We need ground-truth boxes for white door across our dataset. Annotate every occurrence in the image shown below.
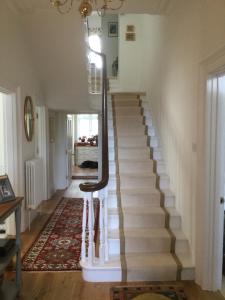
[0,89,21,235]
[206,74,225,290]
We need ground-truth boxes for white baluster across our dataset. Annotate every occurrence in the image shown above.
[104,187,109,261]
[81,194,87,263]
[88,192,95,265]
[99,192,105,264]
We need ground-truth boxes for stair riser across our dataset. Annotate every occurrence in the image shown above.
[121,194,160,207]
[149,136,159,148]
[108,214,120,229]
[164,194,175,208]
[120,177,156,189]
[123,214,165,229]
[153,149,162,160]
[181,268,195,280]
[125,238,171,253]
[169,215,181,229]
[113,100,140,106]
[109,152,115,161]
[109,237,171,254]
[109,162,116,175]
[116,129,146,136]
[119,162,154,173]
[108,177,117,190]
[109,139,115,148]
[175,239,190,253]
[147,126,156,137]
[108,194,118,208]
[157,161,166,174]
[117,138,147,148]
[115,108,142,116]
[115,117,144,126]
[118,151,150,160]
[159,176,170,189]
[127,268,177,282]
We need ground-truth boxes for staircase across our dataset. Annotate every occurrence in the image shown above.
[107,93,195,282]
[81,92,195,282]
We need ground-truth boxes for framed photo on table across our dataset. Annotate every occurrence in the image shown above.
[0,175,15,203]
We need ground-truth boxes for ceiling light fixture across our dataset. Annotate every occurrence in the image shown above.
[50,0,125,17]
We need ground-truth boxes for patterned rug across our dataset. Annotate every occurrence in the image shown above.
[22,197,99,271]
[111,285,187,300]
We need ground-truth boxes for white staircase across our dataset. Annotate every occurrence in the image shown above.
[81,93,195,282]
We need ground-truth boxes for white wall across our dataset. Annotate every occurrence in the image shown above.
[0,1,44,231]
[102,14,119,77]
[53,112,68,190]
[118,14,165,93]
[148,0,225,272]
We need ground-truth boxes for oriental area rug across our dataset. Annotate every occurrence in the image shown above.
[22,197,99,271]
[111,285,187,300]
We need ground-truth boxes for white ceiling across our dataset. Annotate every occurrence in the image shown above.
[4,0,176,112]
[6,0,175,15]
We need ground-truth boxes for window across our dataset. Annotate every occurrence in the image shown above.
[77,114,98,140]
[88,34,102,69]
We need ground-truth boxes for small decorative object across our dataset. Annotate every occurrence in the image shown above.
[79,136,87,143]
[127,25,135,32]
[24,96,34,142]
[0,175,15,203]
[108,22,118,37]
[126,32,136,41]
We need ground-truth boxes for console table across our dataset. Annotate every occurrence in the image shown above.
[75,145,98,165]
[0,197,23,300]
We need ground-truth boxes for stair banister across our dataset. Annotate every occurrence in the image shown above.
[80,47,109,267]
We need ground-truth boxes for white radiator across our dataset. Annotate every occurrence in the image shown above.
[25,158,44,210]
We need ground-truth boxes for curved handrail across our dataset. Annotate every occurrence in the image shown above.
[79,48,109,192]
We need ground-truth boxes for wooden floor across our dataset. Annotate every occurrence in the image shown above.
[17,181,224,300]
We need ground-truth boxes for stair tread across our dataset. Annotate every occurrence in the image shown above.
[123,206,165,215]
[124,253,177,268]
[120,187,160,195]
[109,228,171,239]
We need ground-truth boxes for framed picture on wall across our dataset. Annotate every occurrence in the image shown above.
[108,22,118,37]
[0,175,15,203]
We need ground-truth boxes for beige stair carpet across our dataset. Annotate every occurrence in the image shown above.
[112,94,178,282]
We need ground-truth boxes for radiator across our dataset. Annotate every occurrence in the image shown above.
[25,158,44,210]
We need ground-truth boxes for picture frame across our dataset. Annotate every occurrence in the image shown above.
[108,22,118,37]
[126,32,136,41]
[0,175,15,203]
[127,25,135,32]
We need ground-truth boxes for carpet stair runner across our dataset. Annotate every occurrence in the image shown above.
[107,93,195,281]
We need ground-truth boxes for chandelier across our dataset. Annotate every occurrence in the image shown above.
[50,0,125,17]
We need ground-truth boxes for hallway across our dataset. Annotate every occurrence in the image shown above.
[12,181,224,300]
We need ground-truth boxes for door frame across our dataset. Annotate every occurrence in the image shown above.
[197,46,225,291]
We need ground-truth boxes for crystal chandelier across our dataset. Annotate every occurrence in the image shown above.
[50,0,125,17]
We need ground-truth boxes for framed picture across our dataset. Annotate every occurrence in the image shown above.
[126,32,136,41]
[108,22,118,37]
[127,25,135,32]
[0,175,15,203]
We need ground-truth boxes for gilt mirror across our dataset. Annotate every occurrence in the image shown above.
[24,96,34,142]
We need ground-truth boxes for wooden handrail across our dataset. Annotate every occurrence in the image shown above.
[79,49,109,192]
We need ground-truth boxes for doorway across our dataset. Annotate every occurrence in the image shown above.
[205,73,225,293]
[71,114,99,180]
[0,88,21,235]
